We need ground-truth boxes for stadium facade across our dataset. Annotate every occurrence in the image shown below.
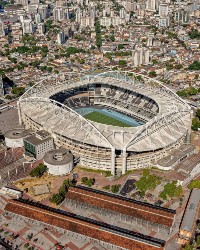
[18,71,192,175]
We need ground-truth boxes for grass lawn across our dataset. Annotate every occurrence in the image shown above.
[84,111,131,127]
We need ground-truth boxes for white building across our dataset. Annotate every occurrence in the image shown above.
[22,19,34,34]
[132,47,150,67]
[0,20,5,36]
[53,7,68,21]
[146,0,156,11]
[37,23,45,34]
[159,18,170,27]
[38,5,48,20]
[35,13,42,23]
[44,148,74,176]
[15,0,28,5]
[30,0,39,3]
[80,16,95,28]
[159,4,168,17]
[24,130,54,160]
[57,30,65,44]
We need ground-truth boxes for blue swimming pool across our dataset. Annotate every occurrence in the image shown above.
[75,107,144,127]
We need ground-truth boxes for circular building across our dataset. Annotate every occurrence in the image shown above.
[4,128,31,148]
[18,71,192,175]
[43,148,74,175]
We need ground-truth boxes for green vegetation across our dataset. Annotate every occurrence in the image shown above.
[84,111,131,127]
[111,184,121,193]
[118,44,124,50]
[188,61,200,71]
[103,184,121,193]
[192,117,200,131]
[182,243,194,250]
[191,108,200,131]
[188,29,200,39]
[118,60,127,66]
[29,163,47,178]
[110,33,115,42]
[159,181,183,200]
[95,20,102,48]
[135,171,161,196]
[44,20,53,32]
[149,71,157,77]
[0,0,9,7]
[79,167,112,177]
[176,87,200,97]
[188,180,200,189]
[11,86,25,97]
[50,179,73,205]
[102,185,110,190]
[81,177,95,187]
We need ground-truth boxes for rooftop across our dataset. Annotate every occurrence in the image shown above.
[180,188,200,232]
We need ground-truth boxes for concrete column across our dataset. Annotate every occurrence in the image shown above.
[122,149,127,175]
[111,147,115,176]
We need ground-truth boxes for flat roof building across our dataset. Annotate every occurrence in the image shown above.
[23,130,54,160]
[178,188,200,245]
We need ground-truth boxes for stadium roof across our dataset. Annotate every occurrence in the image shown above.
[19,71,191,151]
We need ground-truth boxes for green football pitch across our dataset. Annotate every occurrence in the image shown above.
[84,111,131,127]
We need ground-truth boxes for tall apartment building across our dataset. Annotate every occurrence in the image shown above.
[175,10,190,24]
[132,47,150,67]
[53,7,69,21]
[15,0,28,5]
[159,3,169,17]
[159,18,170,27]
[30,0,39,3]
[57,30,65,44]
[80,16,94,28]
[21,16,34,34]
[100,17,126,27]
[0,20,5,36]
[38,5,48,20]
[146,0,156,11]
[23,130,54,160]
[35,13,42,23]
[37,23,45,34]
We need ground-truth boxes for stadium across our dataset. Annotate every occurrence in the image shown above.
[18,71,192,175]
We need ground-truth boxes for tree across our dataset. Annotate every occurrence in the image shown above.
[29,163,47,177]
[118,44,124,50]
[95,20,102,48]
[50,179,74,205]
[182,243,194,250]
[149,71,157,77]
[143,169,150,177]
[192,117,200,131]
[188,29,200,39]
[188,61,200,71]
[11,86,25,97]
[176,89,188,97]
[196,109,200,120]
[196,235,200,246]
[159,181,183,200]
[49,193,64,205]
[111,184,121,193]
[110,34,115,42]
[188,180,200,189]
[136,175,160,194]
[81,177,95,187]
[118,60,127,66]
